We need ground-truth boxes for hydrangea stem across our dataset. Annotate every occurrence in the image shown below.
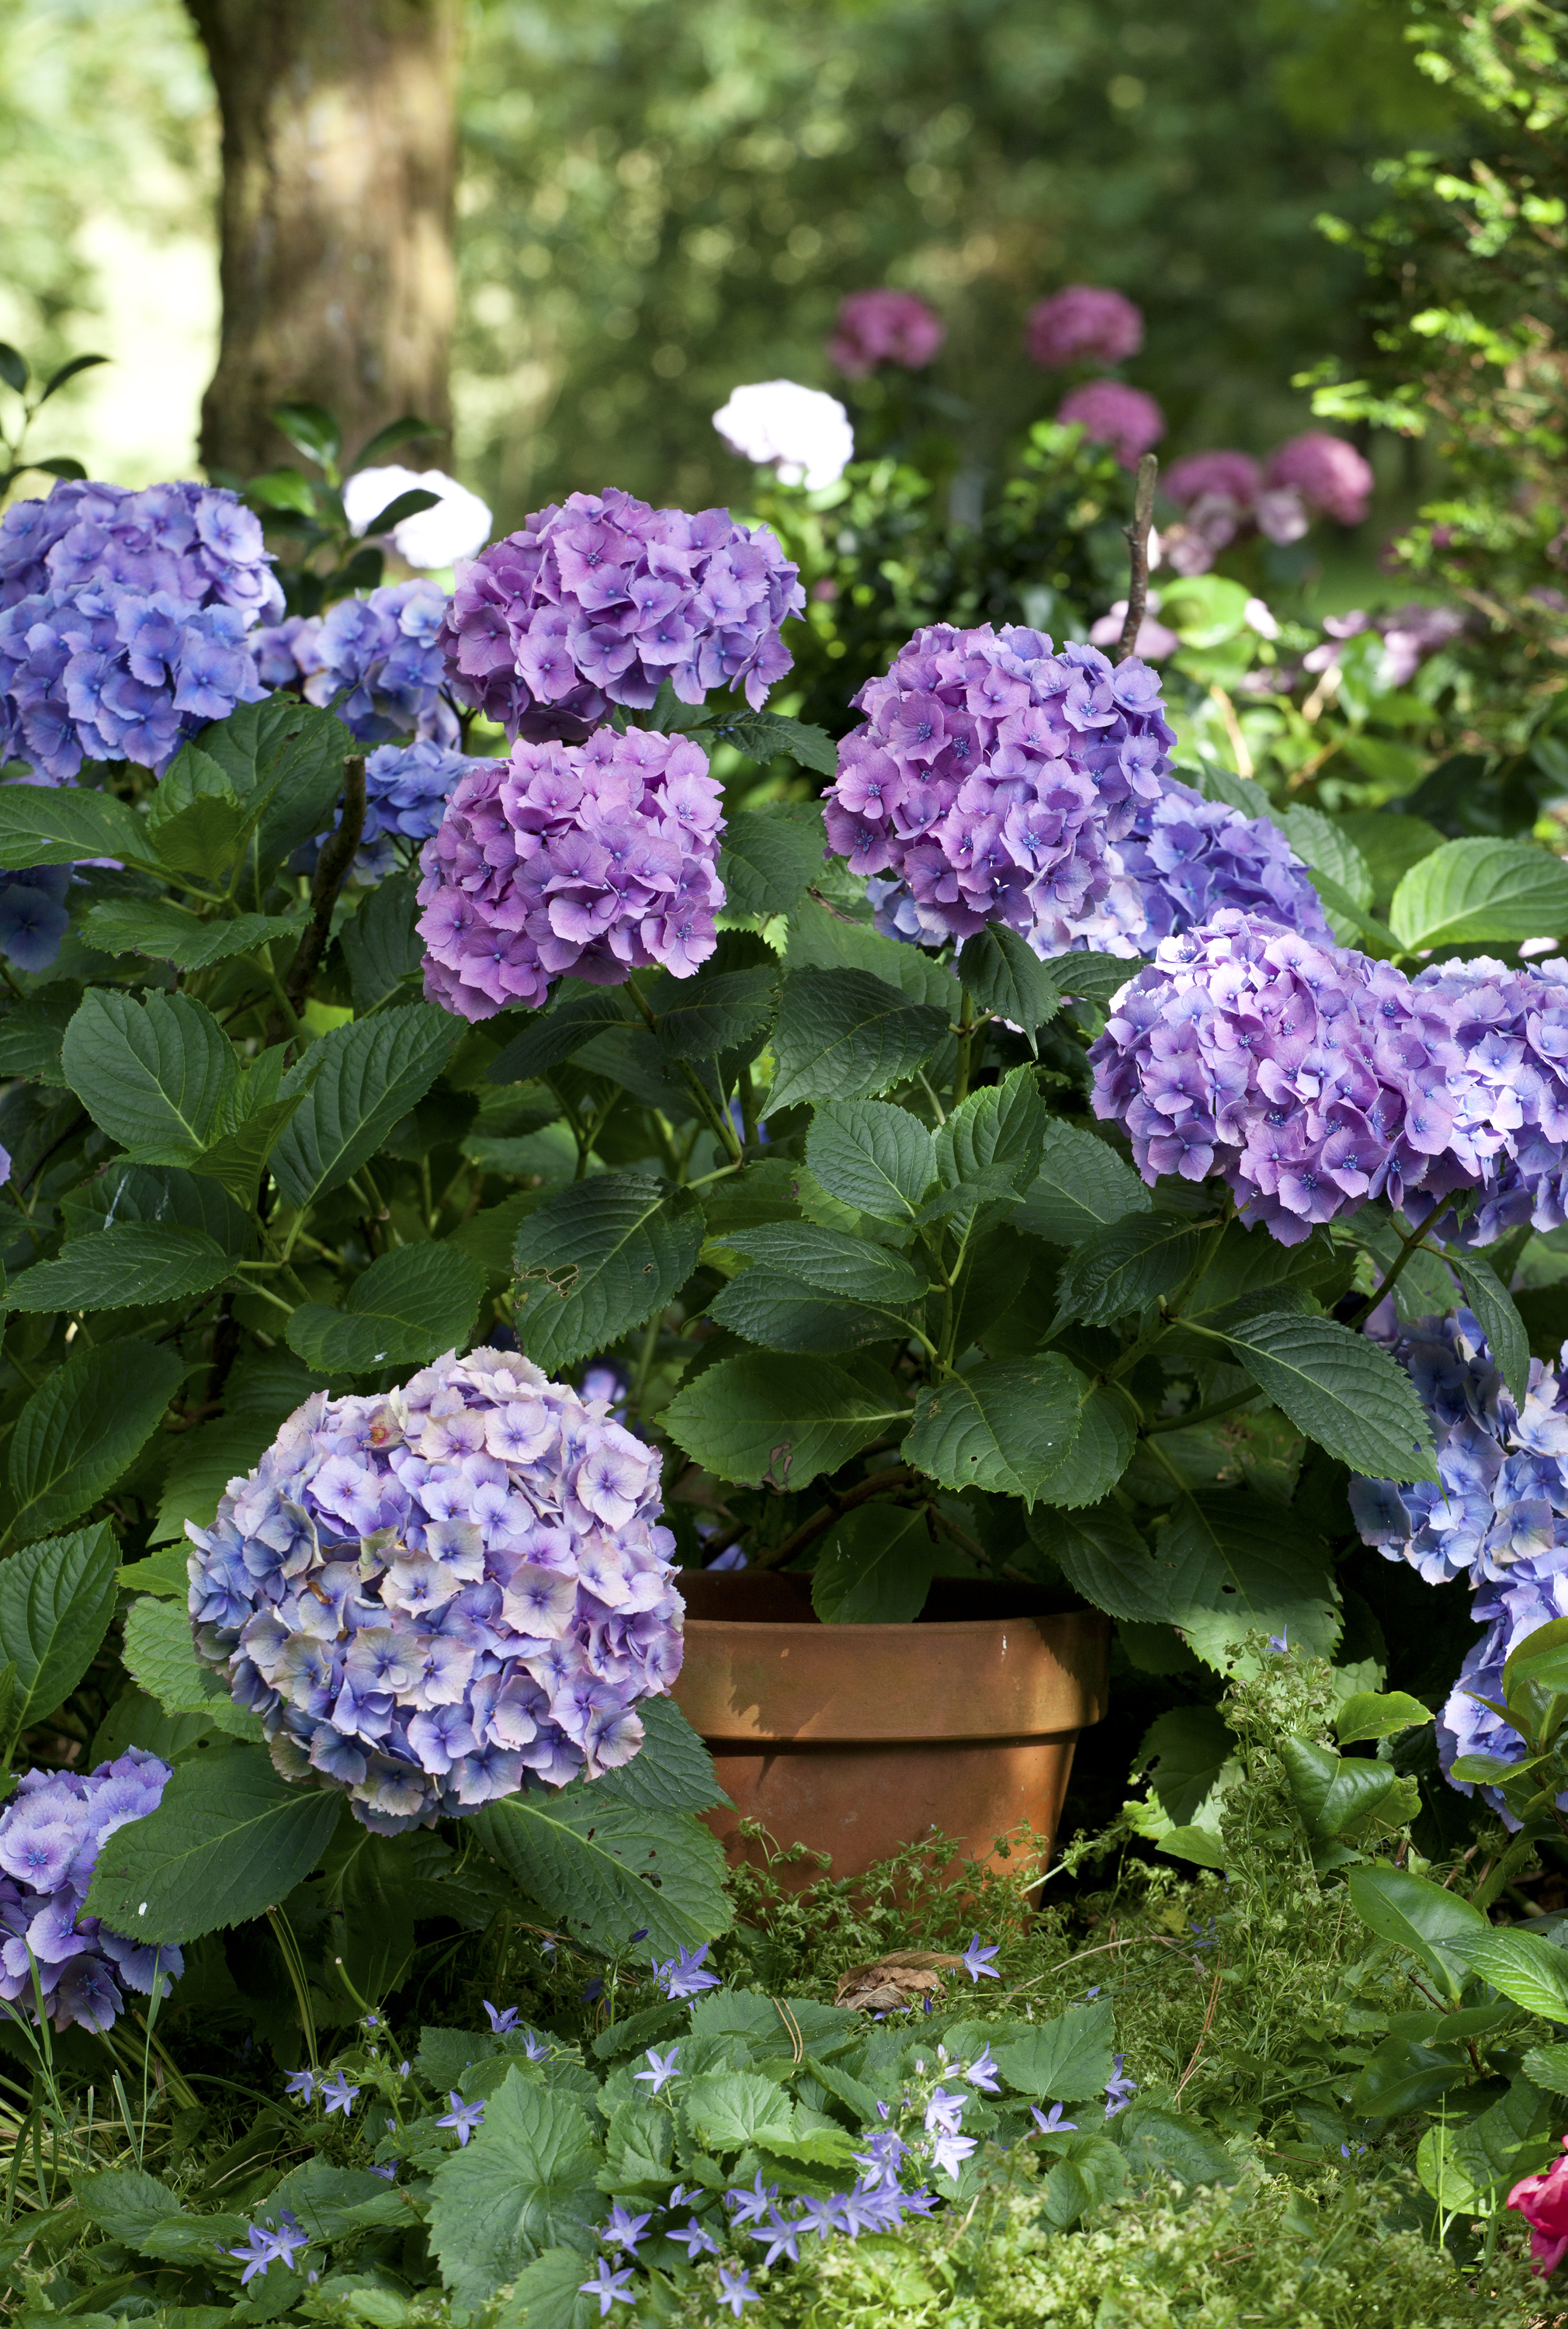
[1341,1213,1439,1333]
[623,974,743,1164]
[1115,453,1159,663]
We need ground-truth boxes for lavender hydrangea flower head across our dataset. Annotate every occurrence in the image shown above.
[0,1749,182,2031]
[1164,452,1264,511]
[1025,286,1143,370]
[252,579,457,746]
[437,488,803,743]
[0,479,279,781]
[1090,915,1568,1248]
[824,622,1174,950]
[1056,381,1165,470]
[186,1348,685,1834]
[417,724,725,1022]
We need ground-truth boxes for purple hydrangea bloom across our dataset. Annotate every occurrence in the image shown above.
[1089,913,1568,1248]
[0,1748,182,2032]
[437,488,803,742]
[824,623,1174,949]
[252,579,457,747]
[0,480,279,781]
[869,772,1330,958]
[416,724,725,1022]
[186,1348,686,1835]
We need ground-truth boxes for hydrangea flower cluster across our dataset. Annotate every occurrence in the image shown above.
[1298,602,1468,692]
[1089,914,1568,1247]
[1350,1307,1568,1822]
[1025,286,1143,370]
[712,381,855,491]
[1264,430,1374,527]
[1157,436,1374,576]
[1056,381,1165,470]
[436,488,803,743]
[253,579,457,746]
[186,1348,685,1834]
[321,740,480,886]
[827,290,945,377]
[823,622,1174,949]
[0,479,279,780]
[416,724,724,1022]
[0,1749,182,2032]
[869,775,1330,957]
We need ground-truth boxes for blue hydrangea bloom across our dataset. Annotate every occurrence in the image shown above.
[1351,1306,1568,1823]
[187,1348,686,1834]
[0,1748,182,2031]
[310,740,477,886]
[0,480,279,781]
[253,579,457,747]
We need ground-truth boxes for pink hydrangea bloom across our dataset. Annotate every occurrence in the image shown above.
[1264,432,1374,526]
[1163,451,1262,510]
[418,724,725,1022]
[827,290,945,378]
[1025,286,1143,370]
[1056,381,1165,469]
[1510,2138,1568,2275]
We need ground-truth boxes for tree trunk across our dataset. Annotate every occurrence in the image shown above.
[186,0,461,479]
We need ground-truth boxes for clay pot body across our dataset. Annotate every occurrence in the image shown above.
[671,1571,1109,1889]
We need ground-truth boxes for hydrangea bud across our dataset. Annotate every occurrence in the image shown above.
[187,1349,685,1834]
[1056,381,1165,470]
[0,479,279,781]
[1025,286,1143,370]
[252,579,457,746]
[823,621,1174,950]
[0,1749,182,2032]
[436,488,803,743]
[827,290,945,378]
[1263,432,1374,527]
[417,724,724,1022]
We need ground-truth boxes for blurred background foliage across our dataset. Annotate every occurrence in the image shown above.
[3,0,1457,523]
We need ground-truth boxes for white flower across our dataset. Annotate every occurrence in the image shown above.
[712,380,855,491]
[342,466,492,569]
[1244,595,1280,640]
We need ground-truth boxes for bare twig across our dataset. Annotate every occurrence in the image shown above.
[1115,453,1159,662]
[266,754,366,1044]
[748,1466,920,1574]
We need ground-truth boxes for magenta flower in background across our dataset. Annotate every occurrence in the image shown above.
[186,1348,686,1834]
[827,288,946,377]
[1025,286,1143,370]
[1056,380,1165,469]
[1163,450,1263,509]
[823,620,1174,951]
[1264,430,1375,526]
[437,487,803,743]
[0,1749,181,2032]
[416,724,725,1022]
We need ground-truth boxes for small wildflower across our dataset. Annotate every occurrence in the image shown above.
[668,2217,718,2258]
[319,2071,359,2116]
[965,2044,1001,2092]
[716,2265,761,2318]
[1105,2054,1137,2119]
[633,2044,680,2094]
[268,2214,308,2272]
[483,2001,519,2034]
[960,1932,1000,1984]
[1031,2102,1078,2135]
[437,2092,485,2147]
[603,2202,652,2256]
[522,2029,550,2062]
[929,2128,977,2180]
[283,2068,316,2104]
[578,2259,636,2316]
[924,2087,966,2137]
[227,2226,283,2286]
[755,2205,800,2267]
[652,1942,720,2001]
[1267,1627,1291,1654]
[726,2173,779,2227]
[369,2164,396,2181]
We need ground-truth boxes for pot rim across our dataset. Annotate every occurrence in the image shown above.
[680,1612,1105,1640]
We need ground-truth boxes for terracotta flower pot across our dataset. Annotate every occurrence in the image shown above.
[671,1571,1110,1890]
